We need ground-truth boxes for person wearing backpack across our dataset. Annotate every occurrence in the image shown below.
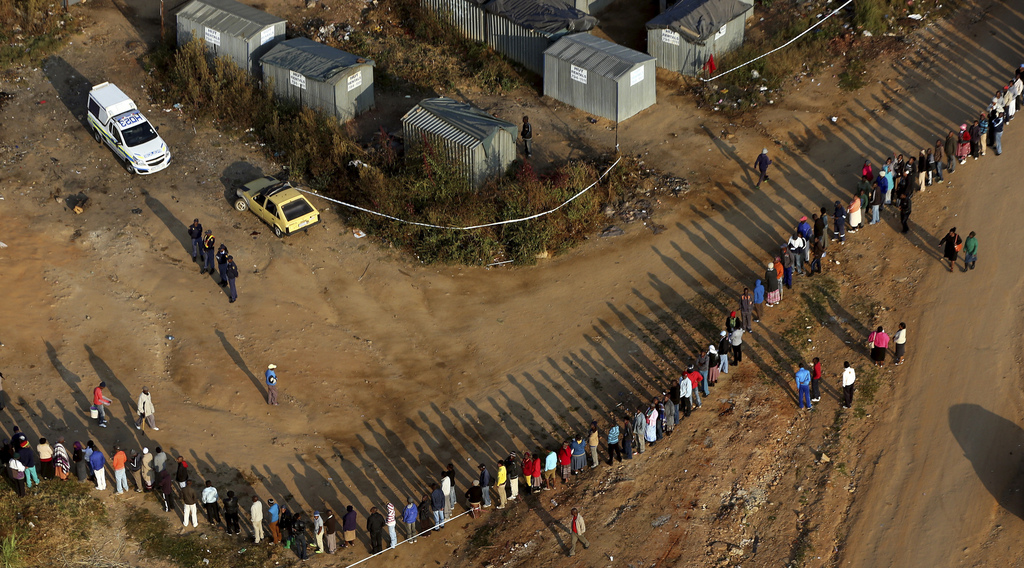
[226,255,239,303]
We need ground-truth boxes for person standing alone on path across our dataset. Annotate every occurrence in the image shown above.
[893,322,908,365]
[963,231,978,270]
[266,364,278,405]
[842,362,856,409]
[188,219,203,261]
[567,507,590,557]
[796,364,812,410]
[753,148,772,187]
[226,255,239,303]
[938,227,963,272]
[92,381,112,428]
[521,116,533,158]
[135,386,158,432]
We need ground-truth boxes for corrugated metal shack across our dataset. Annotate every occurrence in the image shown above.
[402,98,518,188]
[543,33,655,121]
[646,0,752,76]
[418,0,597,74]
[260,38,375,122]
[483,0,597,73]
[176,0,285,75]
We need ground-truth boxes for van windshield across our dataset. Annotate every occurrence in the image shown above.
[122,122,159,147]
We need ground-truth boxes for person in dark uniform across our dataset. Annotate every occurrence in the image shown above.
[223,490,241,534]
[366,507,385,553]
[216,244,230,286]
[188,219,203,261]
[521,116,533,158]
[201,230,216,274]
[226,256,239,303]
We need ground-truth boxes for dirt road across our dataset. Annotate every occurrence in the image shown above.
[840,3,1024,564]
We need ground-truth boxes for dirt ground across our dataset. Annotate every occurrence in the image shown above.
[1,0,1023,567]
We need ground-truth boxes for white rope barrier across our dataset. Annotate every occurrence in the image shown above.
[294,157,622,231]
[702,0,855,82]
[342,510,474,568]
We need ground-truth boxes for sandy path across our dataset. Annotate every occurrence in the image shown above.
[836,2,1024,564]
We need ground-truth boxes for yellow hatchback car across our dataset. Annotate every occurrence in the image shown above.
[235,176,321,237]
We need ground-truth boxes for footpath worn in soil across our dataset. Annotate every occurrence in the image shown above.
[0,0,1022,567]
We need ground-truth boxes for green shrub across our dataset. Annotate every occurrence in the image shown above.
[0,0,77,68]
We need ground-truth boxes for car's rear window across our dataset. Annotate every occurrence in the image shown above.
[281,199,315,221]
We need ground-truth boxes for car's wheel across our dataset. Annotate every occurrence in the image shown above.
[273,226,284,238]
[92,127,102,143]
[234,198,249,212]
[124,160,137,174]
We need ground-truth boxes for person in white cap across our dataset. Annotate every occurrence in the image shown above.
[753,148,772,187]
[265,364,278,406]
[141,447,154,491]
[135,386,158,432]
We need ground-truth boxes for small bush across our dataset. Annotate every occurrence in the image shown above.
[0,0,77,68]
[0,479,106,566]
[124,507,270,568]
[838,58,866,91]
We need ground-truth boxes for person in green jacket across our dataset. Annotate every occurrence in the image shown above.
[963,231,978,271]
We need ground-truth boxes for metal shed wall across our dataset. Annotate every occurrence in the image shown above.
[176,16,284,75]
[420,0,487,42]
[647,8,750,75]
[262,62,374,122]
[485,14,557,74]
[544,34,655,121]
[402,109,516,188]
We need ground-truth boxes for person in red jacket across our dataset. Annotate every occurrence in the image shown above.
[521,453,533,496]
[557,442,572,484]
[530,450,542,492]
[92,382,112,427]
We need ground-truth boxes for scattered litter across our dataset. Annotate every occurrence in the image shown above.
[830,116,838,123]
[38,100,46,104]
[587,117,598,124]
[166,335,175,341]
[600,226,624,238]
[131,208,143,214]
[907,13,923,20]
[0,242,7,248]
[352,229,367,238]
[65,193,89,214]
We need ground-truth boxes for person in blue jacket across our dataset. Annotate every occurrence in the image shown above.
[795,364,812,410]
[89,446,107,491]
[402,498,419,543]
[752,280,764,323]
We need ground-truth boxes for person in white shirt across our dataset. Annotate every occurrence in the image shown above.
[893,322,907,365]
[788,233,807,275]
[201,480,221,525]
[250,497,265,543]
[842,362,856,409]
[679,374,693,417]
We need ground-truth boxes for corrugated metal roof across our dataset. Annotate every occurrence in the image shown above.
[402,98,517,148]
[646,0,750,43]
[176,0,284,39]
[544,33,653,80]
[260,38,374,83]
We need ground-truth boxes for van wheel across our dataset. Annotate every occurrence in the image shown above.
[93,127,102,143]
[273,226,283,238]
[234,198,249,212]
[124,160,137,175]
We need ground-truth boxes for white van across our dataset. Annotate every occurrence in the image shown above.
[86,82,171,174]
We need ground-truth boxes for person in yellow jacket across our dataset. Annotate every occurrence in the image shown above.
[495,460,507,509]
[587,422,600,469]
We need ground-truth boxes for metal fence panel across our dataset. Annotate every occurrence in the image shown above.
[648,12,748,76]
[420,0,486,42]
[485,14,553,74]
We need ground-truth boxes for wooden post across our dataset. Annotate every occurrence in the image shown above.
[160,0,165,43]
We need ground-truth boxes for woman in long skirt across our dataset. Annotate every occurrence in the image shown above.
[868,326,890,367]
[764,262,781,306]
[53,438,71,481]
